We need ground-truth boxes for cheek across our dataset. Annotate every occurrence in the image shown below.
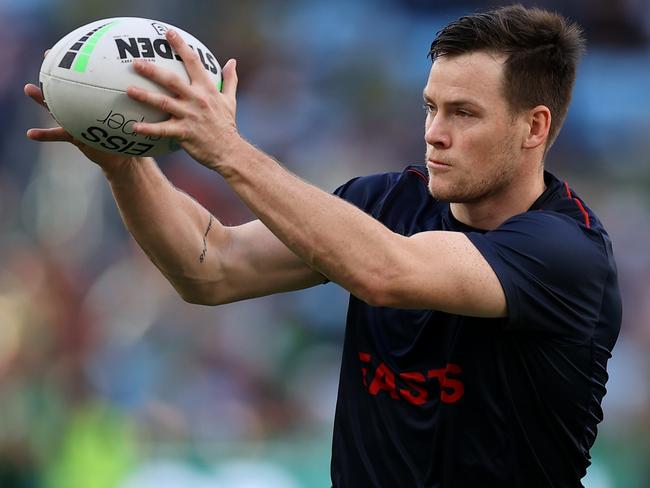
[452,130,492,168]
[460,124,514,163]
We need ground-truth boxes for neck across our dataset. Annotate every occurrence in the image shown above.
[450,170,546,231]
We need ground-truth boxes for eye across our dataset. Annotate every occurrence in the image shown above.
[422,103,436,115]
[456,109,473,118]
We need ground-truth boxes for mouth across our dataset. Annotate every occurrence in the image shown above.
[426,158,452,170]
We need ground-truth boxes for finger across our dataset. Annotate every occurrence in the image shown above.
[165,29,211,86]
[132,119,180,139]
[26,127,74,143]
[132,60,194,99]
[221,59,238,99]
[127,85,186,117]
[24,83,47,107]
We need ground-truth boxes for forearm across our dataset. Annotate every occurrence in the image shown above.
[116,39,401,302]
[215,139,404,302]
[104,157,229,298]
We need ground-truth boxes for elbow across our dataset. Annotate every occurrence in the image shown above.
[359,290,387,308]
[351,257,416,308]
[350,238,410,308]
[360,282,415,309]
[353,273,398,308]
[173,280,229,306]
[178,288,232,306]
[179,289,213,305]
[362,288,401,309]
[176,285,211,305]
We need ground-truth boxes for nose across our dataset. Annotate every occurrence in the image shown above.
[424,115,451,149]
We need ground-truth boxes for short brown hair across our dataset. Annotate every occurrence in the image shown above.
[429,4,585,149]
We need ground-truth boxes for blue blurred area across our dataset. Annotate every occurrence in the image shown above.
[1,0,649,486]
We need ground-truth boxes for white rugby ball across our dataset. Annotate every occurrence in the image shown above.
[39,17,222,157]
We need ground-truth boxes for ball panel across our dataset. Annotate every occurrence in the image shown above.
[41,73,176,157]
[39,17,222,156]
[45,18,220,91]
[41,19,117,77]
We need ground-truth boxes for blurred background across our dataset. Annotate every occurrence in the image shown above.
[0,0,649,486]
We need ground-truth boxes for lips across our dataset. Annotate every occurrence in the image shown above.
[427,158,452,168]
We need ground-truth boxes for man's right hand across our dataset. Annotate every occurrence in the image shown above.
[24,81,138,177]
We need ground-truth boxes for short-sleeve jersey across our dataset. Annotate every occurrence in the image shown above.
[330,166,621,488]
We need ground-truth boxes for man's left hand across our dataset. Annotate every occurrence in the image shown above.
[126,29,240,169]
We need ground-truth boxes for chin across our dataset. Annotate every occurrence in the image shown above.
[428,180,486,204]
[428,182,455,202]
[427,176,460,202]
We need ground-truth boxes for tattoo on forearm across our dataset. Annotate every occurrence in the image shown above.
[199,215,213,263]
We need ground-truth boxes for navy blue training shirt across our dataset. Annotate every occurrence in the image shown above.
[330,166,621,488]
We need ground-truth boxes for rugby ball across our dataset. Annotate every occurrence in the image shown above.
[39,17,222,157]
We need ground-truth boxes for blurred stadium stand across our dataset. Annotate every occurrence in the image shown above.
[1,0,649,486]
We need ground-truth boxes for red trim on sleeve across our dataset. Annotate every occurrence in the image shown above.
[564,181,591,229]
[407,168,429,186]
[572,198,591,229]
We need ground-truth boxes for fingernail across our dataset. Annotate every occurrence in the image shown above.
[167,29,177,39]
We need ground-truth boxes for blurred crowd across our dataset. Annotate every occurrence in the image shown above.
[0,0,649,486]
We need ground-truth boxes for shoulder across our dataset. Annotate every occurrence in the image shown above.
[497,172,616,266]
[467,205,620,336]
[333,164,429,212]
[498,210,601,249]
[472,209,612,285]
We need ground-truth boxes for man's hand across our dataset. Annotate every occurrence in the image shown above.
[125,29,240,170]
[25,49,142,176]
[24,83,138,177]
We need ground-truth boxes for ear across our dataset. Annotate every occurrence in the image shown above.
[522,105,551,150]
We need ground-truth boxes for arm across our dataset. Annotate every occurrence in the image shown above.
[24,84,324,305]
[106,157,326,304]
[124,31,507,317]
[215,142,506,317]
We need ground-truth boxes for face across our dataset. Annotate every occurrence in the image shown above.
[423,51,525,203]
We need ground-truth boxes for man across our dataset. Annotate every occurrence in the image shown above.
[26,5,621,487]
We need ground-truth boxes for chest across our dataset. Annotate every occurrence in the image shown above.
[348,302,504,369]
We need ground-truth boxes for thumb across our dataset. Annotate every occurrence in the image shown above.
[221,58,238,99]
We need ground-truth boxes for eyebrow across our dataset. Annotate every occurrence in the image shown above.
[422,92,484,111]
